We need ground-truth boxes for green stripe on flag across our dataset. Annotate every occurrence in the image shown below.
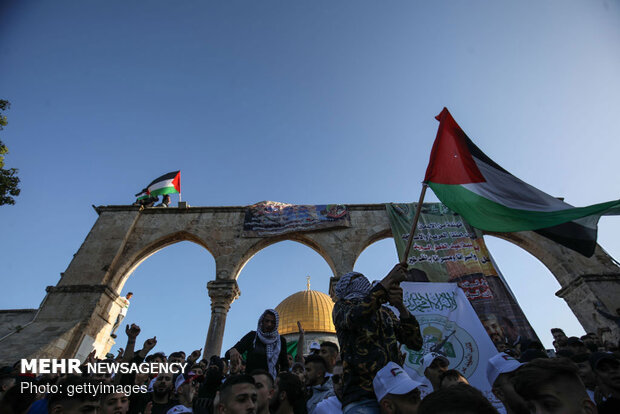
[149,187,179,197]
[429,182,620,232]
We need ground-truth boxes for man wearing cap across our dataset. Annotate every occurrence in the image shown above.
[333,264,423,414]
[309,341,321,355]
[373,362,422,414]
[168,373,198,413]
[419,352,449,392]
[486,352,528,414]
[590,352,620,413]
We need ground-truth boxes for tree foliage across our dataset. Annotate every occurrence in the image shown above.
[0,100,20,206]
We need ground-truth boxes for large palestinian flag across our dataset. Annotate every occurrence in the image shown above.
[146,171,181,196]
[424,108,620,257]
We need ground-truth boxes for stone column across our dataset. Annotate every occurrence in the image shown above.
[204,280,240,358]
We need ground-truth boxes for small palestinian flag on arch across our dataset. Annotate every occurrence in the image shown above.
[135,188,149,200]
[146,171,181,196]
[424,108,620,257]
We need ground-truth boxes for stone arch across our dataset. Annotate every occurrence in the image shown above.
[352,227,394,269]
[108,230,215,293]
[231,233,339,282]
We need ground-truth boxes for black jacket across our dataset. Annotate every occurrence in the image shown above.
[227,331,289,375]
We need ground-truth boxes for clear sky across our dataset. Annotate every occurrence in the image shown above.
[1,0,619,355]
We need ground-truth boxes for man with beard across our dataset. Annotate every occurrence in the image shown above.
[314,361,344,414]
[129,371,178,414]
[551,328,569,352]
[227,309,289,380]
[480,314,506,346]
[270,372,306,414]
[333,264,423,414]
[149,373,177,414]
[250,369,274,414]
[486,353,528,414]
[217,375,257,414]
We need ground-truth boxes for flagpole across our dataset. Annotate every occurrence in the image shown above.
[401,183,428,265]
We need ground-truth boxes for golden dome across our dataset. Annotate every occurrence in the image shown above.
[276,288,336,335]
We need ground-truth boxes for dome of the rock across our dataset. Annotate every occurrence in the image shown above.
[275,289,336,336]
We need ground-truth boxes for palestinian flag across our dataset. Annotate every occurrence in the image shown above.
[424,108,620,257]
[146,171,181,197]
[135,189,149,200]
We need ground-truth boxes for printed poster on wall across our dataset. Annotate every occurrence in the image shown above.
[243,201,350,237]
[386,202,538,347]
[400,282,505,412]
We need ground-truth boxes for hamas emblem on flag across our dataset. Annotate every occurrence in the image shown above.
[404,314,479,378]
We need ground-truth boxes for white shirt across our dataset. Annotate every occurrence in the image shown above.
[119,296,130,316]
[313,396,342,414]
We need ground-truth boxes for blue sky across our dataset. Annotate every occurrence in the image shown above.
[1,0,619,355]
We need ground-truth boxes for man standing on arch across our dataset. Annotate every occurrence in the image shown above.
[111,292,133,339]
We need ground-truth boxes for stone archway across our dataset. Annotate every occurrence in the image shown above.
[1,203,619,365]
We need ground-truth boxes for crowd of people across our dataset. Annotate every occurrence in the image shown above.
[1,264,620,414]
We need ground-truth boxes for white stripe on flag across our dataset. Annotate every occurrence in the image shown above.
[149,179,175,192]
[462,156,573,213]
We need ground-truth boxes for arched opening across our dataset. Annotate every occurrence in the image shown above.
[109,240,216,355]
[483,235,584,348]
[353,237,399,279]
[221,240,333,353]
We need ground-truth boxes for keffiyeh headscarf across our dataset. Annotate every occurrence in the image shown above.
[255,309,281,379]
[335,271,371,301]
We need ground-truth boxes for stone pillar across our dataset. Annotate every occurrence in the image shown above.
[204,280,240,358]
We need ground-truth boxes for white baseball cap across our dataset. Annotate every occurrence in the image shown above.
[175,372,198,392]
[486,352,522,386]
[373,362,424,402]
[309,341,321,351]
[419,352,450,373]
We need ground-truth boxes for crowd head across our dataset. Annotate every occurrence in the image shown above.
[2,276,620,414]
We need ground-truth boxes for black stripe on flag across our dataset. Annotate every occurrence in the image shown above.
[535,221,598,257]
[464,135,512,176]
[147,171,179,188]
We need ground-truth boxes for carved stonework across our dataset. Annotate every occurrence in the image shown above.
[207,280,241,312]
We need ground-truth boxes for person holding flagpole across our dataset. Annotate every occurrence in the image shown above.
[333,264,423,414]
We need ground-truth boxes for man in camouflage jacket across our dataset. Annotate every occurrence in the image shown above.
[333,263,423,413]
